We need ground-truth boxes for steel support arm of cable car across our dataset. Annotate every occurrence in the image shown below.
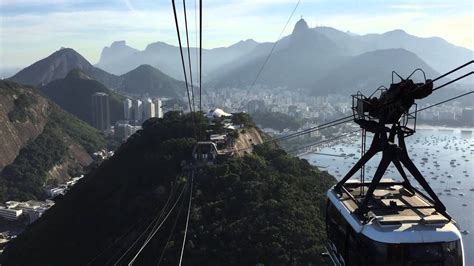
[333,75,454,220]
[392,159,414,192]
[356,145,394,215]
[334,135,381,191]
[337,124,449,219]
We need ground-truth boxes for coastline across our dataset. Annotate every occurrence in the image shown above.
[416,124,474,131]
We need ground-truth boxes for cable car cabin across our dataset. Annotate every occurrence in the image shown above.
[192,141,219,164]
[325,181,464,266]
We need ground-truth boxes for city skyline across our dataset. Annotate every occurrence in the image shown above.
[1,0,472,69]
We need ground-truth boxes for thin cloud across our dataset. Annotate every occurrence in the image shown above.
[389,3,466,10]
[1,0,473,68]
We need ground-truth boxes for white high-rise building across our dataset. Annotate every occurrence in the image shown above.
[143,98,155,121]
[153,98,163,118]
[123,98,132,120]
[133,99,143,121]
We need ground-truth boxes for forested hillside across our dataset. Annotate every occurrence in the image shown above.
[40,69,125,125]
[2,112,335,265]
[0,81,106,201]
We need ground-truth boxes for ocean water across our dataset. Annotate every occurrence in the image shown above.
[300,127,474,264]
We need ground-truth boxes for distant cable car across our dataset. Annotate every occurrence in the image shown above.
[325,70,464,265]
[192,141,219,164]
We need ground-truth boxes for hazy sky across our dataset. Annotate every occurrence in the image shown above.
[1,0,473,69]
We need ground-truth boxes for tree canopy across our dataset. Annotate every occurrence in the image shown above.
[2,112,335,265]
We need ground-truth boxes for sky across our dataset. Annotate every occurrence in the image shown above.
[0,0,473,70]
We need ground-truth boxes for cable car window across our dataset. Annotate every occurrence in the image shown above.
[370,239,389,266]
[443,241,463,266]
[405,243,443,266]
[357,234,463,266]
[346,230,362,266]
[386,243,403,266]
[326,201,347,258]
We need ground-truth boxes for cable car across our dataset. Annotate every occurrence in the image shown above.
[192,141,219,164]
[325,180,464,266]
[325,70,465,265]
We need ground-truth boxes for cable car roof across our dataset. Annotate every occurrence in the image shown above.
[327,182,462,244]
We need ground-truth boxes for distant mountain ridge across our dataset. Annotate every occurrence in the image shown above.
[206,18,470,94]
[95,19,472,89]
[314,27,473,74]
[8,20,472,98]
[9,48,187,98]
[208,19,348,90]
[9,48,120,89]
[313,48,440,95]
[117,64,186,97]
[97,41,139,74]
[96,39,259,78]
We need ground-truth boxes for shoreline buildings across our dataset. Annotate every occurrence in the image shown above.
[116,97,164,140]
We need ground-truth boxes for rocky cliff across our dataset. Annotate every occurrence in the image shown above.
[0,81,106,201]
[0,83,48,170]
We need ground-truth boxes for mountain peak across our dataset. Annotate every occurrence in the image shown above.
[46,48,92,69]
[8,48,94,86]
[119,64,184,98]
[145,41,174,51]
[96,41,139,74]
[133,64,157,72]
[384,29,408,36]
[227,39,258,50]
[52,47,84,58]
[110,40,128,48]
[233,39,257,46]
[292,18,309,35]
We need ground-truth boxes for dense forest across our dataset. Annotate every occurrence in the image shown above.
[153,144,335,265]
[2,112,335,265]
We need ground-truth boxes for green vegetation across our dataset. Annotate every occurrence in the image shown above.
[2,112,335,265]
[252,111,304,131]
[0,104,106,202]
[0,121,67,201]
[48,104,106,154]
[156,143,335,265]
[231,112,256,128]
[0,81,107,202]
[7,93,38,123]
